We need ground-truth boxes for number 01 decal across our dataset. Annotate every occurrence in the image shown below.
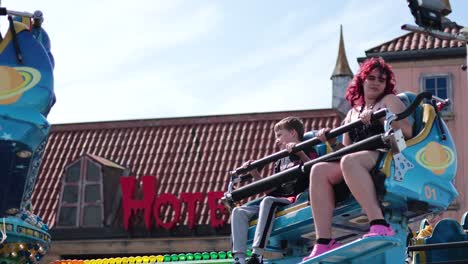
[424,186,437,200]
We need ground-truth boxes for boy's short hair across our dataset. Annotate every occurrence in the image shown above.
[274,116,305,141]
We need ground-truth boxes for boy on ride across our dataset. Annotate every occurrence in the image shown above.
[230,116,318,264]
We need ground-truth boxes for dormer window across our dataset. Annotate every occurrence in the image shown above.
[57,158,103,227]
[56,154,127,228]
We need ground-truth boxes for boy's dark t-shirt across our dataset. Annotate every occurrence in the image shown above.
[268,147,318,197]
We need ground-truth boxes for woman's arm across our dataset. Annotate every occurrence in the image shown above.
[382,94,413,139]
[315,108,355,152]
[326,109,353,150]
[341,109,353,147]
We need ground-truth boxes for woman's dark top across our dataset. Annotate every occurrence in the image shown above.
[348,107,385,143]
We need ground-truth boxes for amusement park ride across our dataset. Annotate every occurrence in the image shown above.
[0,1,56,264]
[0,0,467,264]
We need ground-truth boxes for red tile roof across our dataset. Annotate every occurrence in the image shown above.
[33,109,343,228]
[366,24,465,54]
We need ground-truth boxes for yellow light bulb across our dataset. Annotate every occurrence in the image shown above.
[135,256,142,264]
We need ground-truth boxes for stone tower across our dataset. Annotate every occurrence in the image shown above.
[331,25,353,114]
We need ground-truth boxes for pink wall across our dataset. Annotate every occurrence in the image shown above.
[391,57,467,220]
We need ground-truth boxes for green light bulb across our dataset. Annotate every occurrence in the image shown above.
[185,253,194,261]
[209,252,218,260]
[218,251,227,259]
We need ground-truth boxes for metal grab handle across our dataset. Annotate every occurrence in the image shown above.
[226,92,433,202]
[229,134,387,202]
[231,108,387,177]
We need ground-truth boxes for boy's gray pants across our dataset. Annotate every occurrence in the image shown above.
[231,196,291,255]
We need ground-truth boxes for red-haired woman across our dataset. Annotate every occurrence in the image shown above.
[303,57,413,260]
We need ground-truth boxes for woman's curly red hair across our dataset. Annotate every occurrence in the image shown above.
[345,57,396,108]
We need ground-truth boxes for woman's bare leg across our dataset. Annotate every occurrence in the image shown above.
[340,151,382,221]
[309,162,344,239]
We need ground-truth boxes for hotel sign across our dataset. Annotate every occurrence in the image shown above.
[120,176,227,230]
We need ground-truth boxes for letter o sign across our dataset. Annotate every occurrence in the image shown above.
[153,194,181,229]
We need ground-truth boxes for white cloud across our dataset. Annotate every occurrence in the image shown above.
[49,63,201,122]
[52,1,220,83]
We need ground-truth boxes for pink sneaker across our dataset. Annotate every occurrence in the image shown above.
[302,240,341,261]
[363,224,395,238]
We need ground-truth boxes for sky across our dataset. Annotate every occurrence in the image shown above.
[1,0,467,124]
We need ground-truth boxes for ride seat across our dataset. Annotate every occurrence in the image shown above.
[303,131,330,156]
[461,211,468,231]
[414,219,468,263]
[397,92,424,137]
[377,91,457,218]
